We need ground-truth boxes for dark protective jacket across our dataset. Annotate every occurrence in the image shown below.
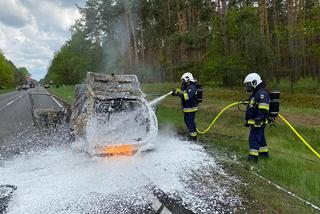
[245,84,270,127]
[177,82,198,112]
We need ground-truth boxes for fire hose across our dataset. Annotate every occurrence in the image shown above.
[196,101,320,159]
[155,93,320,210]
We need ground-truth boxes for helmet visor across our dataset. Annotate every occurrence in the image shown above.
[245,82,253,92]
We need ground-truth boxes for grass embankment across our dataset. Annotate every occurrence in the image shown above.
[47,85,75,104]
[49,82,320,213]
[143,82,320,213]
[0,88,15,95]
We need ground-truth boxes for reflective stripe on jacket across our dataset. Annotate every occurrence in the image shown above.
[245,87,270,126]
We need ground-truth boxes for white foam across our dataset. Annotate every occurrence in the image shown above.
[0,94,242,213]
[0,134,242,213]
[75,99,158,155]
[149,92,172,106]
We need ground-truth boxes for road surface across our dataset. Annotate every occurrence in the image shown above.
[0,88,243,214]
[0,87,68,159]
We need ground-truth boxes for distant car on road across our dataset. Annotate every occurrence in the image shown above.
[44,84,50,89]
[22,84,30,90]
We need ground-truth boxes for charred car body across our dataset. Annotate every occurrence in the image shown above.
[69,72,158,156]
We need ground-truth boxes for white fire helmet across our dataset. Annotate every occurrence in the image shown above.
[181,72,195,83]
[244,73,262,88]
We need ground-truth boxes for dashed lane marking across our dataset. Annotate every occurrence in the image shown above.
[0,95,23,113]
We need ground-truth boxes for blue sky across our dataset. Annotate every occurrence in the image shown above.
[0,0,86,80]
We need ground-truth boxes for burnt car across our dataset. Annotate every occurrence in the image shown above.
[70,72,158,156]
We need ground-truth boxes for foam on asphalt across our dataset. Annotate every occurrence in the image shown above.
[0,130,242,214]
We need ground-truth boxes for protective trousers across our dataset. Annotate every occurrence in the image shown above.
[248,126,268,162]
[184,112,197,141]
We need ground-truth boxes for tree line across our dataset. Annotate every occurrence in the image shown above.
[0,51,30,89]
[45,0,320,89]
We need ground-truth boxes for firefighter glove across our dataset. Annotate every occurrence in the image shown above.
[173,88,181,95]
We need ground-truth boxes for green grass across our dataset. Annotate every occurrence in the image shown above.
[0,88,15,95]
[47,85,75,104]
[49,82,320,212]
[269,78,320,94]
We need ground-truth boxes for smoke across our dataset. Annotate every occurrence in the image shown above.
[102,14,130,75]
[99,0,140,76]
[81,0,164,82]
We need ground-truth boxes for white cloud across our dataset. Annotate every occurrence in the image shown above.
[31,1,81,32]
[0,0,30,27]
[0,0,85,80]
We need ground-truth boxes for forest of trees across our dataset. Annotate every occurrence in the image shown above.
[45,0,320,88]
[0,51,30,89]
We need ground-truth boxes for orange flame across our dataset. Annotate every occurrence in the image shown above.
[101,144,138,156]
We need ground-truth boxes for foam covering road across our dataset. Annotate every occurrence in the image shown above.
[0,88,244,214]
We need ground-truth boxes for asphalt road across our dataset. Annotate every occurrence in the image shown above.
[0,90,30,142]
[0,87,69,159]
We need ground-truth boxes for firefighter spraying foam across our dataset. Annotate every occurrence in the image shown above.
[172,72,202,141]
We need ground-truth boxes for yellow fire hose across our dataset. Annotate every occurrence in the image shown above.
[196,102,239,134]
[278,114,320,159]
[196,101,320,159]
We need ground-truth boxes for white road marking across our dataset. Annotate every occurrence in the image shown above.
[0,94,23,112]
[40,86,64,108]
[6,100,14,106]
[148,196,172,214]
[51,96,63,108]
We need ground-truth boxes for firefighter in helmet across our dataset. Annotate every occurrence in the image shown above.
[244,73,270,162]
[172,72,198,141]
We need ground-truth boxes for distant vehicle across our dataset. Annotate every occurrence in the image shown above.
[44,84,50,88]
[30,79,37,88]
[22,84,30,90]
[25,77,38,88]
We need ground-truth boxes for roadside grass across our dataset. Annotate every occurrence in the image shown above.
[47,85,75,104]
[0,88,15,95]
[49,82,320,212]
